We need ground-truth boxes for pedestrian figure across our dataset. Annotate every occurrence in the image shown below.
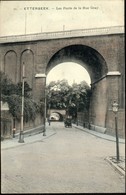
[13,128,16,138]
[48,116,51,126]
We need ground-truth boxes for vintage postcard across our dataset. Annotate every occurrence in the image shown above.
[1,0,125,194]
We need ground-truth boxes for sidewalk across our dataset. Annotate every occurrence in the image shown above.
[73,124,125,144]
[73,124,125,176]
[1,126,56,150]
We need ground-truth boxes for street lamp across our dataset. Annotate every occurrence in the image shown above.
[18,62,25,143]
[12,117,16,138]
[76,94,80,126]
[42,75,47,136]
[112,100,119,162]
[76,103,79,126]
[43,86,47,136]
[48,102,51,126]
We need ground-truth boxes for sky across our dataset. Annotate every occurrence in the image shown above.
[46,62,91,86]
[0,0,124,85]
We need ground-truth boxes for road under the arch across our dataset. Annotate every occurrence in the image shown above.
[1,122,125,193]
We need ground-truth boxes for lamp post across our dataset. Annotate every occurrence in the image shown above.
[48,102,51,126]
[76,102,79,126]
[76,94,80,126]
[18,62,25,143]
[12,117,16,138]
[112,100,119,162]
[43,75,47,136]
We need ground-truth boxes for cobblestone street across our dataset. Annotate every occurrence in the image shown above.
[1,122,125,193]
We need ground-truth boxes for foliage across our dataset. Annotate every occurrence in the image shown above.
[46,79,71,109]
[1,71,40,122]
[71,81,91,111]
[0,71,32,98]
[24,98,39,122]
[2,94,22,119]
[0,71,16,96]
[37,100,45,117]
[16,81,32,98]
[46,79,91,117]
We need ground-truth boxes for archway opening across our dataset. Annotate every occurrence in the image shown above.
[45,44,108,129]
[47,62,91,86]
[49,112,64,122]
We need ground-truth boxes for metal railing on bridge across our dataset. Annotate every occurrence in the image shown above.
[0,26,124,44]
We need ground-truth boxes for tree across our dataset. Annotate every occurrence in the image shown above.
[46,79,91,118]
[46,79,71,109]
[16,81,32,98]
[71,81,91,111]
[1,71,40,122]
[0,71,16,97]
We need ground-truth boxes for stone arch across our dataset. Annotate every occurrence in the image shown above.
[51,112,64,121]
[20,49,34,88]
[4,50,17,83]
[46,44,108,130]
[46,44,108,84]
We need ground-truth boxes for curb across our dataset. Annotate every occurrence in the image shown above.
[73,125,125,144]
[14,125,44,138]
[1,131,56,150]
[105,157,125,176]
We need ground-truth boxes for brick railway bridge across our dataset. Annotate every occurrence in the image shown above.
[0,26,125,137]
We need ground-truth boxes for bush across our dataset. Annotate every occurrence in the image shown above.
[1,71,42,122]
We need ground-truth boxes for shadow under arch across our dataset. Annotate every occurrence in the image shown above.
[51,112,64,122]
[46,44,108,84]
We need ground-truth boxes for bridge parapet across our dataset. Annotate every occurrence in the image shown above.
[0,26,124,44]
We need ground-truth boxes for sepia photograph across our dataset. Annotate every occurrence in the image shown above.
[0,0,125,193]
